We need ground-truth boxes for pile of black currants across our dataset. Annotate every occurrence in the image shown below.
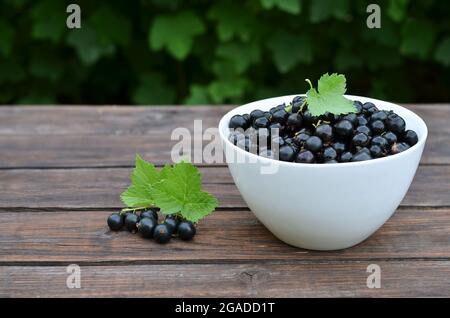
[228,96,419,163]
[107,208,196,243]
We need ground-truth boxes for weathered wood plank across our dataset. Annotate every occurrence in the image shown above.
[0,209,448,263]
[0,261,449,297]
[0,105,447,167]
[0,166,448,209]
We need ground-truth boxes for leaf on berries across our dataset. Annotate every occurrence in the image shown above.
[306,73,356,116]
[150,161,218,223]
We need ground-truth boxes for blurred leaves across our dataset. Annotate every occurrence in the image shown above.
[0,0,449,105]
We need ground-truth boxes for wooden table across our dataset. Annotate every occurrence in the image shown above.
[0,105,449,297]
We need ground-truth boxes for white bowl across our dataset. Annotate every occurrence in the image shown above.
[219,95,428,250]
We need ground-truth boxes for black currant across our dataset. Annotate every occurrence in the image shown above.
[286,113,303,131]
[371,135,388,150]
[107,213,123,231]
[386,114,406,135]
[342,113,358,127]
[353,101,363,113]
[279,145,296,162]
[293,132,310,147]
[263,111,272,120]
[164,215,180,234]
[242,114,250,122]
[250,109,265,122]
[340,151,353,162]
[351,150,372,162]
[138,217,156,238]
[269,122,283,135]
[351,132,370,148]
[357,115,368,126]
[270,104,285,114]
[404,130,418,146]
[153,224,172,244]
[124,213,139,232]
[271,136,285,148]
[391,142,410,154]
[141,209,158,222]
[314,124,333,143]
[362,102,376,111]
[382,131,398,145]
[229,115,248,129]
[253,116,270,129]
[178,221,197,241]
[295,150,315,163]
[332,141,347,155]
[323,146,337,161]
[292,97,305,113]
[305,136,323,153]
[370,145,383,158]
[335,120,353,138]
[369,120,385,135]
[370,111,387,122]
[356,125,372,136]
[271,109,289,124]
[303,110,317,126]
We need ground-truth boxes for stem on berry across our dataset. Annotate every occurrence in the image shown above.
[298,99,307,113]
[305,79,313,90]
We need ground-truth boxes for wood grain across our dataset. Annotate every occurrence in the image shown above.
[0,209,448,263]
[0,165,449,209]
[0,105,448,167]
[0,261,449,297]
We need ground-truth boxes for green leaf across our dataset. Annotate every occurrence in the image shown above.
[151,162,218,223]
[434,37,450,66]
[149,10,205,60]
[387,0,409,22]
[90,6,132,47]
[120,155,161,208]
[401,19,436,59]
[66,26,115,65]
[208,1,260,42]
[306,73,356,116]
[0,21,13,56]
[216,41,261,74]
[31,0,66,42]
[267,30,313,73]
[260,0,301,14]
[132,73,176,105]
[184,85,210,105]
[309,0,350,23]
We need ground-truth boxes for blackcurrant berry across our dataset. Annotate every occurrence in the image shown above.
[263,111,272,120]
[391,142,410,154]
[351,150,372,162]
[125,213,139,232]
[357,115,368,126]
[153,224,172,244]
[164,215,180,234]
[178,221,197,241]
[383,131,398,145]
[253,116,270,129]
[335,120,353,138]
[404,130,418,146]
[295,150,315,163]
[371,135,388,150]
[370,111,387,122]
[362,102,376,111]
[340,151,353,162]
[370,145,383,158]
[299,127,312,135]
[229,115,248,129]
[314,124,333,142]
[353,101,363,113]
[271,109,289,124]
[332,141,347,155]
[351,132,370,148]
[279,145,296,162]
[138,217,156,238]
[141,209,158,222]
[286,113,303,131]
[369,120,385,135]
[303,110,317,126]
[250,109,265,122]
[292,97,305,113]
[356,125,372,136]
[269,122,283,135]
[293,132,310,147]
[270,104,285,114]
[305,136,323,153]
[323,146,337,161]
[107,213,123,231]
[342,113,358,127]
[386,114,406,135]
[271,136,285,148]
[242,114,250,122]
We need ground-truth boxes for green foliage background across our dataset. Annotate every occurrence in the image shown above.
[0,0,449,105]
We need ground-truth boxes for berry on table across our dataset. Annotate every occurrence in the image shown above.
[178,221,197,241]
[164,215,180,234]
[107,213,123,231]
[124,213,139,232]
[153,224,172,244]
[141,209,158,222]
[138,217,156,238]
